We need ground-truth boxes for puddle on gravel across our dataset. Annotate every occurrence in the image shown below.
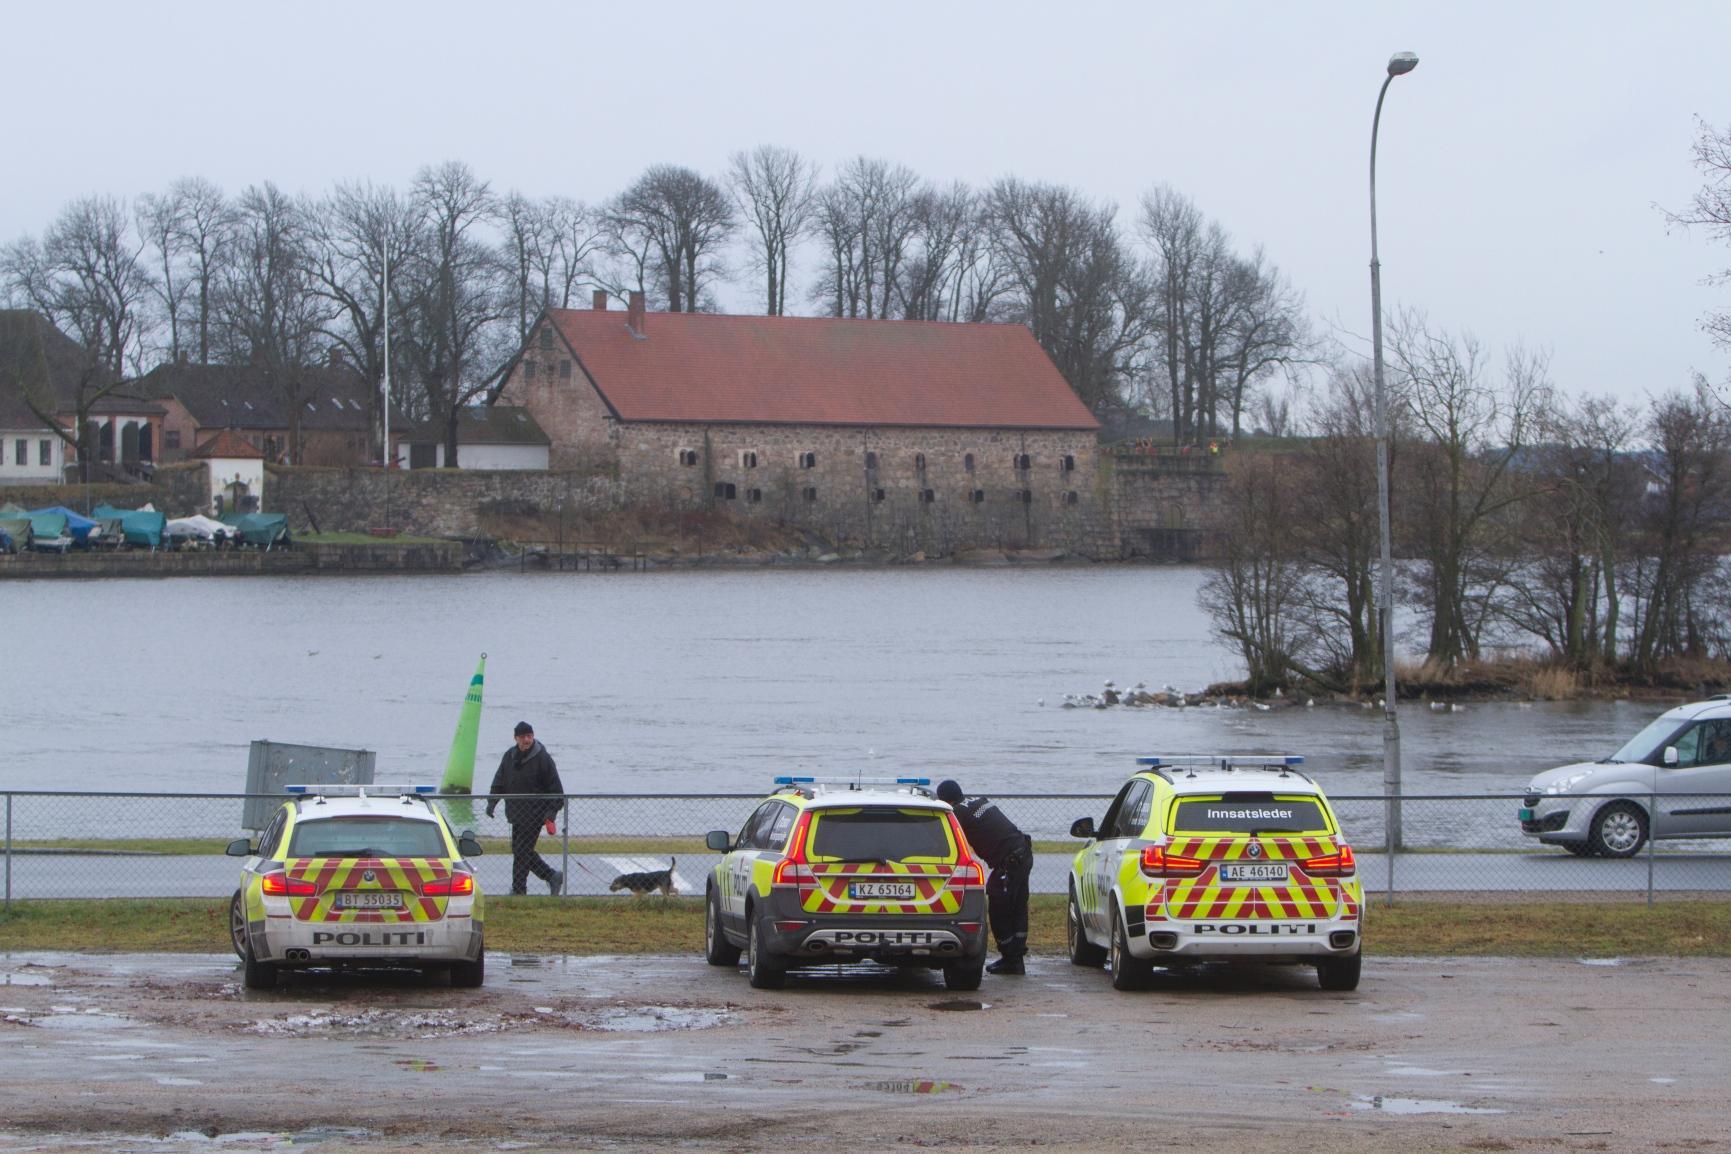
[0,969,55,987]
[393,1058,442,1072]
[250,1009,505,1038]
[1577,957,1654,968]
[652,1071,731,1083]
[927,1000,990,1012]
[580,1006,735,1032]
[1352,1095,1505,1115]
[862,1079,962,1094]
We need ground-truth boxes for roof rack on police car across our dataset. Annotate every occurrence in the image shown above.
[285,784,438,805]
[1135,755,1308,781]
[773,775,934,798]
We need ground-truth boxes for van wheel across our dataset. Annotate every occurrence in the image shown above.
[1317,951,1362,991]
[705,888,742,966]
[746,907,785,990]
[1588,801,1647,858]
[1067,887,1106,967]
[450,945,485,989]
[1108,904,1150,991]
[228,891,248,960]
[242,942,277,991]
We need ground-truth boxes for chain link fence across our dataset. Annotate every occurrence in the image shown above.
[3,790,1727,908]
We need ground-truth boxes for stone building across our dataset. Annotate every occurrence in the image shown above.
[495,293,1112,555]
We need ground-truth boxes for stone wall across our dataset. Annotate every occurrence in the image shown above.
[1109,453,1228,559]
[494,324,617,471]
[268,465,623,537]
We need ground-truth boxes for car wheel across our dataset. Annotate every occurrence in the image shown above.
[450,945,485,989]
[1067,886,1107,967]
[241,941,277,991]
[1108,903,1149,991]
[943,955,984,991]
[745,906,785,990]
[1561,841,1596,857]
[1587,801,1648,858]
[228,891,248,960]
[1317,951,1362,991]
[705,887,742,967]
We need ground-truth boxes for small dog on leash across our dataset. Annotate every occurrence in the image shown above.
[609,858,677,897]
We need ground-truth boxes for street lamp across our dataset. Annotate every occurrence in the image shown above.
[1370,50,1417,852]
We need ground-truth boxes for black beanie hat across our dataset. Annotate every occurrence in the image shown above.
[935,780,963,805]
[514,721,534,736]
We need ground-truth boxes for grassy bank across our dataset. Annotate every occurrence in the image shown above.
[3,895,1728,957]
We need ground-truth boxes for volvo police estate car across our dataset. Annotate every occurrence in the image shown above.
[1067,756,1363,991]
[703,776,990,990]
[1521,696,1731,857]
[226,785,487,990]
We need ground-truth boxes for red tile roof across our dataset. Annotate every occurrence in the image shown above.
[189,429,265,459]
[544,310,1099,431]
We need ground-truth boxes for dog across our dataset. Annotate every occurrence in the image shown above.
[609,857,677,897]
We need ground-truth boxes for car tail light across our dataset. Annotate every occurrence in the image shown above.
[260,870,318,897]
[772,812,817,888]
[948,862,984,888]
[1140,846,1205,878]
[423,871,475,897]
[1303,845,1357,877]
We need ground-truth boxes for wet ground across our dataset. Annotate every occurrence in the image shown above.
[0,951,1722,1152]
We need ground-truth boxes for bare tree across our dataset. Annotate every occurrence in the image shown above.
[729,145,816,315]
[1663,117,1731,357]
[541,197,604,311]
[134,177,231,366]
[499,194,604,340]
[136,192,193,363]
[605,165,736,313]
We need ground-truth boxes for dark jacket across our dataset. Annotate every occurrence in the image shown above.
[951,794,1028,869]
[486,740,564,826]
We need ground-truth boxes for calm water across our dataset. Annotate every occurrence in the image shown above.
[7,567,1666,797]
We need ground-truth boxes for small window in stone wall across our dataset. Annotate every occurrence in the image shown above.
[525,361,538,383]
[559,359,572,381]
[1063,490,1079,505]
[714,481,737,500]
[914,452,926,472]
[871,488,886,503]
[864,450,878,470]
[1018,489,1033,504]
[164,430,182,451]
[678,448,699,466]
[799,451,817,469]
[746,487,762,503]
[964,453,975,473]
[802,486,818,502]
[1014,452,1031,471]
[920,489,935,504]
[741,450,758,468]
[1061,454,1075,473]
[539,326,554,350]
[969,489,985,504]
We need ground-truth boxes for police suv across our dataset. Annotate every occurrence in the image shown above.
[1067,756,1364,991]
[227,784,487,990]
[703,776,990,990]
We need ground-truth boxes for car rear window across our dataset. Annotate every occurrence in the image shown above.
[287,817,447,858]
[807,807,953,862]
[1170,794,1332,835]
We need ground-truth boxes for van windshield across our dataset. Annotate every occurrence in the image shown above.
[807,807,952,862]
[1606,716,1684,764]
[288,817,447,858]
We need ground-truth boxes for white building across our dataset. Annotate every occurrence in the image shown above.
[398,406,550,471]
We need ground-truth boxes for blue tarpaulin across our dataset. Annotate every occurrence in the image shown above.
[28,506,99,546]
[92,504,167,549]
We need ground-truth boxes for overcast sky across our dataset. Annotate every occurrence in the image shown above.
[5,1,1727,409]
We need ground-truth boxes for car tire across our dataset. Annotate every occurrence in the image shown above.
[1587,801,1648,858]
[1108,903,1149,991]
[241,941,277,991]
[450,945,485,989]
[705,888,742,967]
[1317,951,1362,991]
[746,906,785,990]
[943,955,985,991]
[1067,886,1107,968]
[228,891,248,961]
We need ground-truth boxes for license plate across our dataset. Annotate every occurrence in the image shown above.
[333,892,405,909]
[849,881,916,901]
[1219,863,1289,884]
[1518,807,1534,821]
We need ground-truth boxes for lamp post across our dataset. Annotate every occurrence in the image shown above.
[1371,50,1417,853]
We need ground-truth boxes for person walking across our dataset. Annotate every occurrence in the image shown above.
[936,779,1032,975]
[486,721,565,896]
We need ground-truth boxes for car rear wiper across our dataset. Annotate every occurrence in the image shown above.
[1248,828,1303,836]
[831,857,892,866]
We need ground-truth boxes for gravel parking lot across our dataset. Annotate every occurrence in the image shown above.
[0,950,1722,1152]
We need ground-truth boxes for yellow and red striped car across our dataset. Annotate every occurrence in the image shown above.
[1067,756,1363,991]
[226,785,486,990]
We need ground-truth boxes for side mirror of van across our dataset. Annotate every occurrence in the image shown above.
[225,837,254,857]
[1070,817,1097,839]
[1663,746,1680,766]
[705,830,733,852]
[457,834,484,858]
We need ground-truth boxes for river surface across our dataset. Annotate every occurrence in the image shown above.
[7,566,1668,798]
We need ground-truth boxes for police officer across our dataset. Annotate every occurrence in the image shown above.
[936,779,1032,975]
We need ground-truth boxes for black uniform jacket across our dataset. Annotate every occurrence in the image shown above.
[487,741,564,826]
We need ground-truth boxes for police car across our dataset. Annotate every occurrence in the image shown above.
[1067,756,1363,991]
[226,784,487,990]
[702,776,990,990]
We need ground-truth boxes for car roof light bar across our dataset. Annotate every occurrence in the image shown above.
[1136,755,1304,767]
[284,783,436,797]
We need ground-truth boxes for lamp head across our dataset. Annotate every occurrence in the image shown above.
[1387,51,1419,77]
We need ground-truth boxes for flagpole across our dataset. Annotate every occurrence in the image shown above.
[382,244,391,469]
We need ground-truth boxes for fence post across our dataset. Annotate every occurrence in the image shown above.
[1646,790,1656,907]
[1383,793,1396,907]
[561,797,570,900]
[4,793,11,913]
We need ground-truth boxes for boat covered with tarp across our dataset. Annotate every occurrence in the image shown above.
[221,512,290,549]
[28,506,100,547]
[92,504,167,549]
[165,515,234,545]
[25,511,72,552]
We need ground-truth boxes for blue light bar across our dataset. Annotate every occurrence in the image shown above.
[774,775,816,785]
[1136,754,1305,766]
[412,784,437,793]
[284,784,309,794]
[896,776,932,786]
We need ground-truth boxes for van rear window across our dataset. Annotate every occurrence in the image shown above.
[808,807,952,861]
[1171,796,1330,835]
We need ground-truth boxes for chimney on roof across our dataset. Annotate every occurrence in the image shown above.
[592,289,608,311]
[176,349,188,365]
[627,291,645,337]
[328,347,345,368]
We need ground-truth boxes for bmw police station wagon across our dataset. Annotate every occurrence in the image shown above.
[1067,756,1364,991]
[226,784,487,990]
[703,776,990,990]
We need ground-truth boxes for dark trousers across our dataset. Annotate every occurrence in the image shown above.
[986,836,1033,958]
[509,822,556,894]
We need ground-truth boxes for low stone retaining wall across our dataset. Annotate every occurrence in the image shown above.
[0,540,462,578]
